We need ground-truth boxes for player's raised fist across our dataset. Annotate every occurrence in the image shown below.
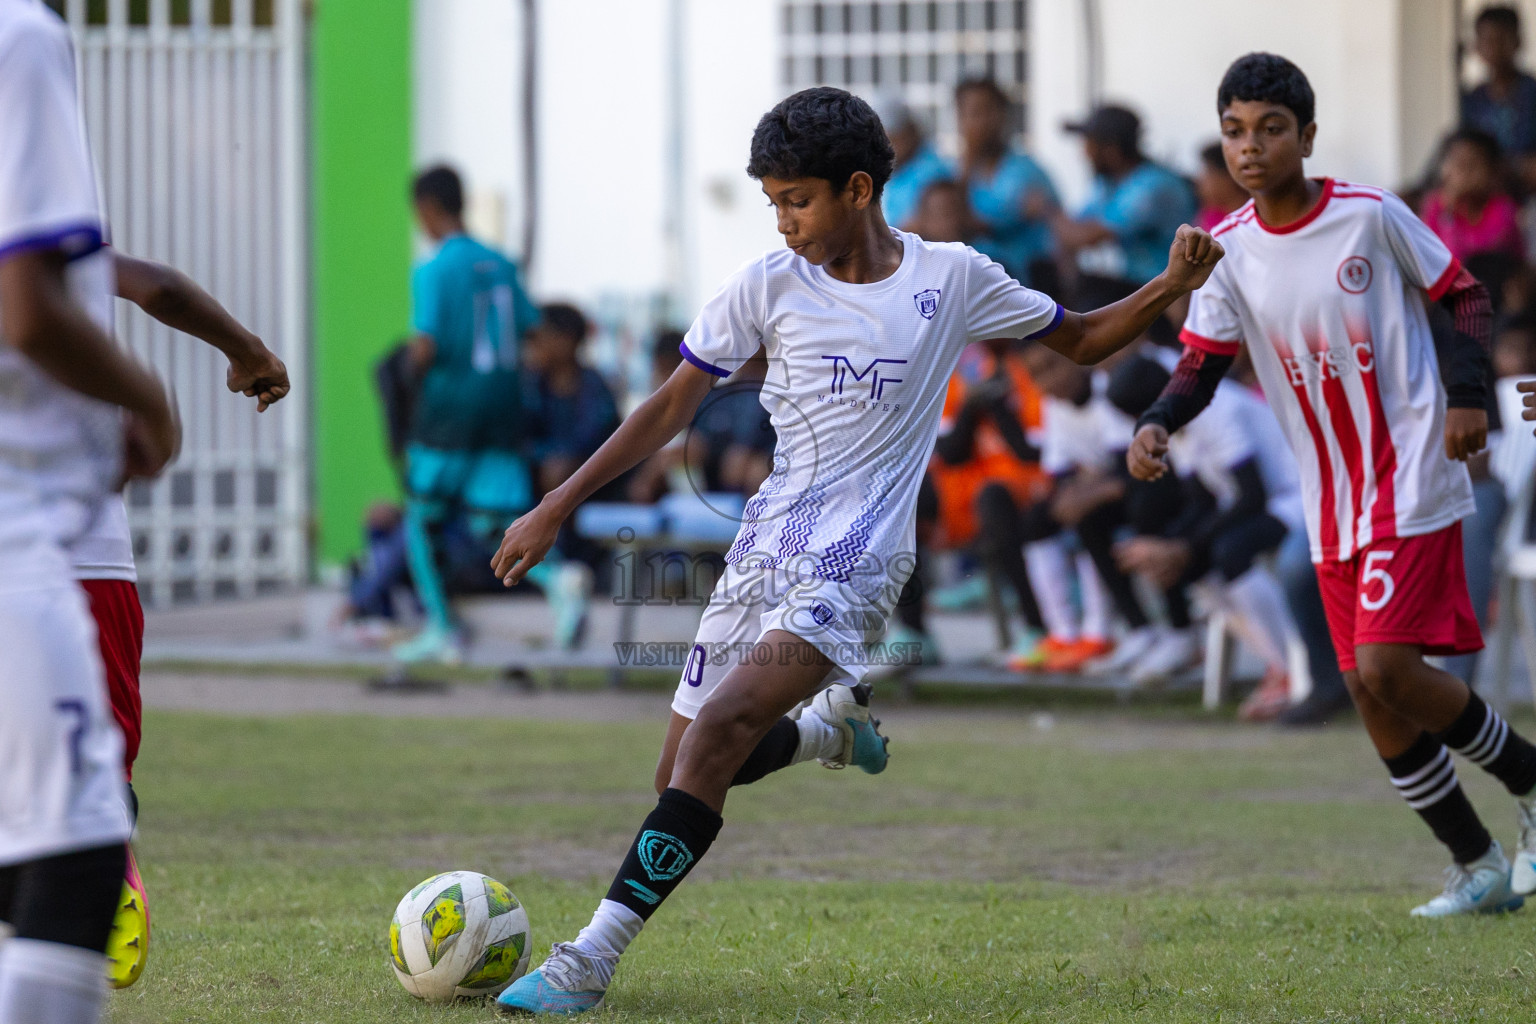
[1127,424,1170,481]
[1519,379,1536,435]
[491,503,562,586]
[1164,225,1224,293]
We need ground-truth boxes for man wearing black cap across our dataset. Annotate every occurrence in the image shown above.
[1047,105,1196,301]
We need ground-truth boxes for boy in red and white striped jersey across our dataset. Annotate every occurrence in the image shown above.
[1132,52,1536,917]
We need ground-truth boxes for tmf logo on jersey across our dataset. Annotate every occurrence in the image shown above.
[822,356,907,400]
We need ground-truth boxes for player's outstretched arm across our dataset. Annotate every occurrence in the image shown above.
[114,251,290,412]
[1,248,179,481]
[491,363,719,585]
[1037,225,1223,366]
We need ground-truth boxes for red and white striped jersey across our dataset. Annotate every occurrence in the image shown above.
[1182,178,1474,563]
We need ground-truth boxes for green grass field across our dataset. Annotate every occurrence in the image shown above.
[105,703,1536,1023]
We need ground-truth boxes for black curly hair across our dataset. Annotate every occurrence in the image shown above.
[747,87,895,200]
[1217,53,1315,129]
[411,164,464,216]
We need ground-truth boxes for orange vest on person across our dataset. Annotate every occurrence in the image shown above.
[929,351,1050,548]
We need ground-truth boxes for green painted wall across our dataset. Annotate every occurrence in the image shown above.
[310,0,413,567]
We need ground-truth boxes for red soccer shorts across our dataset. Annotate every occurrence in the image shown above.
[79,578,145,779]
[1314,522,1482,673]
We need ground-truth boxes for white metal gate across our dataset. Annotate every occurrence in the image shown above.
[51,0,308,606]
[781,0,1031,150]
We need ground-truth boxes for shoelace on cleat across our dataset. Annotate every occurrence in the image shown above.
[539,942,619,992]
[1435,863,1479,903]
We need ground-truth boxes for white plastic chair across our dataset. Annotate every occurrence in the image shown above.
[1485,381,1536,715]
[1202,609,1312,711]
[1487,469,1536,715]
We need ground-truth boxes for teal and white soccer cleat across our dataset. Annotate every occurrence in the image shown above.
[495,942,615,1016]
[390,623,463,666]
[809,682,889,775]
[1513,794,1536,896]
[1410,841,1525,918]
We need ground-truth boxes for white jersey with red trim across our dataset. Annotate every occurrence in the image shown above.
[1181,178,1474,563]
[0,0,123,587]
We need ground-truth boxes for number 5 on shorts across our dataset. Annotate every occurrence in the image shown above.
[1361,550,1395,611]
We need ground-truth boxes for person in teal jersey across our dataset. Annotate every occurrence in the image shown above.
[395,165,542,665]
[873,94,951,231]
[1052,105,1197,288]
[954,77,1058,287]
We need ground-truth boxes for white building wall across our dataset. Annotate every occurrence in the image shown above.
[1030,0,1455,212]
[416,0,1469,327]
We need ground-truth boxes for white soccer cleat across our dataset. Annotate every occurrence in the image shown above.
[1513,794,1536,896]
[1127,627,1200,687]
[808,682,889,774]
[1082,625,1160,677]
[1410,840,1525,918]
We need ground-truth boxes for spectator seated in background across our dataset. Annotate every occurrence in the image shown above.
[1462,5,1536,192]
[954,77,1060,289]
[334,502,414,645]
[690,349,774,498]
[1195,140,1251,231]
[524,303,621,497]
[1007,344,1199,681]
[523,302,625,616]
[628,333,774,504]
[874,94,952,232]
[1047,104,1197,307]
[1421,129,1525,262]
[924,338,1052,666]
[1108,351,1307,721]
[907,177,973,246]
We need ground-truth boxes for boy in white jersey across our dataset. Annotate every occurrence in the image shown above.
[1132,53,1536,917]
[0,3,180,1022]
[489,86,1222,1016]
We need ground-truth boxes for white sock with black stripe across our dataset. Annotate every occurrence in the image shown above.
[1384,732,1492,865]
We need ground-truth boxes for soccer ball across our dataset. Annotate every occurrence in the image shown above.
[388,870,531,1002]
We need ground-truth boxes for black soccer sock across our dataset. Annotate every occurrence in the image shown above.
[603,788,722,920]
[1435,692,1536,797]
[1385,732,1492,865]
[731,717,798,787]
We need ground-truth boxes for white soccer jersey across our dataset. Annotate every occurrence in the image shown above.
[0,0,121,582]
[1182,178,1474,563]
[1168,378,1305,534]
[682,230,1060,591]
[1039,373,1135,476]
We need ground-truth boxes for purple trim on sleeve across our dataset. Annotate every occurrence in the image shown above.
[1024,303,1065,340]
[679,340,731,378]
[0,222,104,264]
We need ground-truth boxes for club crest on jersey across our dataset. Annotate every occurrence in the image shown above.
[1337,256,1372,294]
[914,288,941,319]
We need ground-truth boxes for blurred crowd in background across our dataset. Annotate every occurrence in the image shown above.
[332,4,1536,726]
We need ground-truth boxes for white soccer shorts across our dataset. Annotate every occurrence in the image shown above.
[0,566,131,867]
[670,562,902,719]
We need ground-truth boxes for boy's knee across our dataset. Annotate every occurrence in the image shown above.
[1353,646,1411,707]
